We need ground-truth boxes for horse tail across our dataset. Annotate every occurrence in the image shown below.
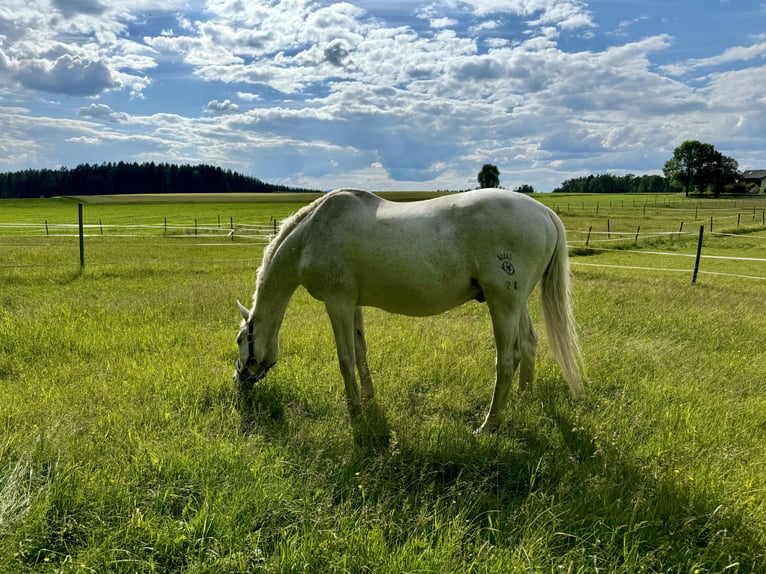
[541,211,585,399]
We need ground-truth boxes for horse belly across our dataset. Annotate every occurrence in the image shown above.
[356,259,478,316]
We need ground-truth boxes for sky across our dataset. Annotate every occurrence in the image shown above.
[1,1,765,192]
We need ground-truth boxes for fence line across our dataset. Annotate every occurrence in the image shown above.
[569,225,766,282]
[0,221,275,242]
[3,205,766,282]
[578,246,766,263]
[570,262,691,274]
[710,231,766,240]
[571,261,766,282]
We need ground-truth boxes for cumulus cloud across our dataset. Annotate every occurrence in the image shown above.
[461,0,594,30]
[77,103,129,122]
[0,0,155,97]
[15,54,117,96]
[203,99,240,114]
[51,0,106,17]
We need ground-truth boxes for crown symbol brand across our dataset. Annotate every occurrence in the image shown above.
[497,251,516,276]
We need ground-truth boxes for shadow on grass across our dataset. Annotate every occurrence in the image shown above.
[235,381,764,571]
[237,380,391,448]
[351,400,391,452]
[237,378,287,435]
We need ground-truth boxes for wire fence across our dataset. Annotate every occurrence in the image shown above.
[0,221,275,241]
[567,228,766,282]
[2,208,766,283]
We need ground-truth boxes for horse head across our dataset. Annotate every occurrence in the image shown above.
[233,300,274,391]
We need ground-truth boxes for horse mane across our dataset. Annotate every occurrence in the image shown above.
[256,192,334,291]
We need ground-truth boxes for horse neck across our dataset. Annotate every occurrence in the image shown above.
[251,246,299,363]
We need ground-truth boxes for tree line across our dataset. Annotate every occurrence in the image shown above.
[553,173,670,194]
[0,162,320,199]
[553,141,753,196]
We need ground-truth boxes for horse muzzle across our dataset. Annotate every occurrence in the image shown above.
[233,358,272,391]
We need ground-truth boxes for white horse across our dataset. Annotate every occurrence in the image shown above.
[234,188,584,435]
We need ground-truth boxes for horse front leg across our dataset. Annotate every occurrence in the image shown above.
[326,302,362,420]
[354,306,375,402]
[476,302,521,435]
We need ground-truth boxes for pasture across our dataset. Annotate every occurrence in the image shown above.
[1,192,765,572]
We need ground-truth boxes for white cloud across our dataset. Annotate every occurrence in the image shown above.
[77,103,129,122]
[0,0,158,97]
[460,0,594,29]
[664,39,766,76]
[67,136,101,144]
[12,53,118,96]
[236,92,261,102]
[203,99,240,114]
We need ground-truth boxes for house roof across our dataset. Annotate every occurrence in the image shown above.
[740,169,766,180]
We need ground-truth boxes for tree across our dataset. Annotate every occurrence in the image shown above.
[514,184,535,194]
[477,164,500,188]
[663,141,738,197]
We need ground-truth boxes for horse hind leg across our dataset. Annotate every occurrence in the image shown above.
[476,298,522,435]
[354,306,375,401]
[518,306,537,393]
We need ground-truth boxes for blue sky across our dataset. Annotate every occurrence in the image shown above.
[1,0,765,191]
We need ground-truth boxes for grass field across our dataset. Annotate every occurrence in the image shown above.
[1,192,765,572]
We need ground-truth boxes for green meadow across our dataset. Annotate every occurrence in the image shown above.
[1,192,765,572]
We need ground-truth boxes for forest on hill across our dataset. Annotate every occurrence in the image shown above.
[0,162,320,198]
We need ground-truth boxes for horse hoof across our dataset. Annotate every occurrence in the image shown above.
[474,419,500,435]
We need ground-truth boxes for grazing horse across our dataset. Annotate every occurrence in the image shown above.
[234,188,584,435]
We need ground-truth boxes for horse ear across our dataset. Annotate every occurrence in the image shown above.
[237,300,251,321]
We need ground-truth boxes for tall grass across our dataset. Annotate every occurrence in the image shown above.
[0,194,764,572]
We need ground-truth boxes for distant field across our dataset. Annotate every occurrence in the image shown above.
[66,190,454,204]
[71,192,326,204]
[1,192,765,572]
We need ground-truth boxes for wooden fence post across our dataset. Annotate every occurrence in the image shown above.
[692,225,704,284]
[78,203,85,271]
